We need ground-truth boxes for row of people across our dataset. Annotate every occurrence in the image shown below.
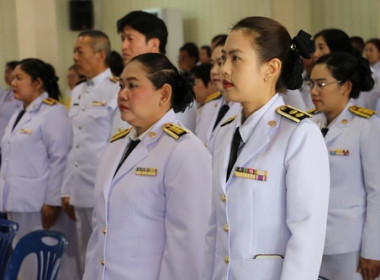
[0,10,379,280]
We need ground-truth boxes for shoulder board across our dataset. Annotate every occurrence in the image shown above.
[220,115,237,127]
[306,108,320,115]
[205,91,222,103]
[109,76,120,83]
[42,97,58,106]
[162,123,188,139]
[276,105,312,123]
[110,127,132,143]
[349,106,376,118]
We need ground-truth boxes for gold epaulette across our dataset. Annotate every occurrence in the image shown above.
[349,106,376,118]
[110,127,132,143]
[220,115,237,127]
[205,92,222,103]
[162,123,188,139]
[42,97,58,106]
[276,105,312,123]
[109,76,120,83]
[306,108,320,115]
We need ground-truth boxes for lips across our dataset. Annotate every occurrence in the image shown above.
[223,80,234,89]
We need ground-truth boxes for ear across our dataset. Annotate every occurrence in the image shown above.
[97,50,107,62]
[33,77,44,91]
[263,58,282,81]
[341,80,352,97]
[147,38,160,53]
[159,83,172,107]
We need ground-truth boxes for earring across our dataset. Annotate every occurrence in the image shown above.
[264,77,268,82]
[159,100,164,106]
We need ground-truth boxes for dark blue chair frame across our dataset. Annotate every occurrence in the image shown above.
[0,219,19,279]
[4,229,68,280]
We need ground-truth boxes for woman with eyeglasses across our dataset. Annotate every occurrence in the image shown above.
[309,52,380,280]
[201,16,330,280]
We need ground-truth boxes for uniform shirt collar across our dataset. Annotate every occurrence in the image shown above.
[25,92,49,112]
[88,68,112,87]
[238,93,280,143]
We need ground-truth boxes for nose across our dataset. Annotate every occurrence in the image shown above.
[221,59,230,77]
[118,87,129,101]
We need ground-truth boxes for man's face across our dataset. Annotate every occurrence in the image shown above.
[73,35,102,78]
[120,26,159,65]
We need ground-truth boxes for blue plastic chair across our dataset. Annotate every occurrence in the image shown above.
[4,230,68,280]
[0,219,19,279]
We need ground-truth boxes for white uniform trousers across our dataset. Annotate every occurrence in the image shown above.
[75,207,93,274]
[8,211,81,280]
[320,251,379,280]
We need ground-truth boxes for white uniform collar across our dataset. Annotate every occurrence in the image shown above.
[87,68,112,87]
[25,92,49,112]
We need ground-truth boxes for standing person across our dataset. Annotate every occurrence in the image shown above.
[61,30,126,274]
[178,42,199,72]
[65,65,86,109]
[117,10,197,132]
[364,38,380,76]
[309,52,380,280]
[0,58,81,279]
[199,45,211,64]
[83,53,212,280]
[202,16,330,280]
[0,61,21,160]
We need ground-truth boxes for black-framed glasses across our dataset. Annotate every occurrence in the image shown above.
[306,80,342,91]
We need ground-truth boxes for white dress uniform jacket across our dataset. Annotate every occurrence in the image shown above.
[61,68,128,207]
[83,109,212,280]
[202,94,330,280]
[311,101,380,260]
[0,92,72,211]
[0,88,21,141]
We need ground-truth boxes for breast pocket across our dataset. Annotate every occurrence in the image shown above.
[87,107,110,120]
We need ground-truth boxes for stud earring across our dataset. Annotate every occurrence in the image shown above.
[264,77,268,82]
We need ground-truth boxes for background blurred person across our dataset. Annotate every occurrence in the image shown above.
[199,45,211,64]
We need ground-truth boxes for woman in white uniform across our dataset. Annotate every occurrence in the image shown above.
[0,58,81,279]
[83,53,212,280]
[201,16,330,280]
[309,52,380,280]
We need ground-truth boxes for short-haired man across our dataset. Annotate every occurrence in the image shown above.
[61,30,126,273]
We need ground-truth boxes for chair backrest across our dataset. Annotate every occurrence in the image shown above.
[0,219,19,279]
[4,230,68,280]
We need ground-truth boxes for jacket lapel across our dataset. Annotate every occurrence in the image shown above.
[324,108,352,145]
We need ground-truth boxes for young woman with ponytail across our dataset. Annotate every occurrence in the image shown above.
[309,52,380,280]
[201,16,330,280]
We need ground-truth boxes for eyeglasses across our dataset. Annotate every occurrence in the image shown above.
[306,80,342,91]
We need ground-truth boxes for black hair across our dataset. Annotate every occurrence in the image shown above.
[107,50,124,76]
[200,45,211,58]
[214,35,227,48]
[232,16,313,92]
[351,36,365,54]
[180,42,199,61]
[130,53,195,113]
[315,52,374,99]
[211,34,228,45]
[6,60,19,70]
[314,29,354,55]
[18,58,61,100]
[117,11,168,54]
[191,64,212,87]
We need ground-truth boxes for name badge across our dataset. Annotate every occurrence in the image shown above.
[234,167,267,181]
[92,101,107,106]
[20,128,33,134]
[135,167,157,176]
[329,149,349,156]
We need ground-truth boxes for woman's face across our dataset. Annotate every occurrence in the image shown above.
[210,46,224,92]
[364,42,380,65]
[310,63,349,116]
[11,65,42,106]
[313,35,331,62]
[118,60,168,132]
[221,29,267,106]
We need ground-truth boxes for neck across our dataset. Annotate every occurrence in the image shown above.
[325,101,348,125]
[241,92,275,121]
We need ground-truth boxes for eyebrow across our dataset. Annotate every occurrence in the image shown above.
[125,77,138,82]
[222,49,243,55]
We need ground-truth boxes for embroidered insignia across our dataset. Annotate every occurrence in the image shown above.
[306,108,320,115]
[42,98,58,106]
[135,167,157,176]
[329,149,350,156]
[220,115,237,127]
[162,123,188,139]
[92,101,107,106]
[205,91,222,103]
[349,106,376,118]
[109,76,120,83]
[276,105,312,123]
[234,167,267,181]
[20,128,33,134]
[110,127,132,143]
